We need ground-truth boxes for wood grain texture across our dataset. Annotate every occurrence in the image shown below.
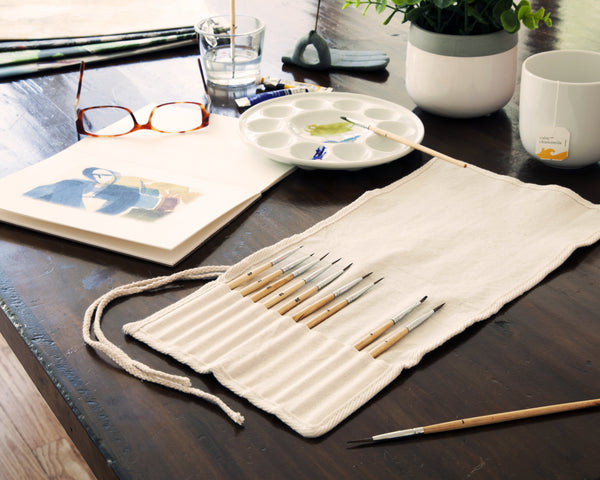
[0,0,599,479]
[0,333,96,480]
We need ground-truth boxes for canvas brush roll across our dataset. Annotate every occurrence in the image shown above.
[92,158,600,437]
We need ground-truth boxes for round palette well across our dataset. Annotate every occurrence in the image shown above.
[238,92,425,170]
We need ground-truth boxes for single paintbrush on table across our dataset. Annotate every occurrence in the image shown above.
[347,398,600,447]
[340,116,467,168]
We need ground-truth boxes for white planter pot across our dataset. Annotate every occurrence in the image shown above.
[406,24,518,118]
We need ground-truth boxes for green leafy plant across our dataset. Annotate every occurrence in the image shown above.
[343,0,552,35]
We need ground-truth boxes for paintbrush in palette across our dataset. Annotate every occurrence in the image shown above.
[340,116,467,168]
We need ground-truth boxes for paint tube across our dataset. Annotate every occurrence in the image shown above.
[235,87,309,108]
[256,76,333,93]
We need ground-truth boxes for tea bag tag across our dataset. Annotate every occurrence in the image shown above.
[535,126,570,161]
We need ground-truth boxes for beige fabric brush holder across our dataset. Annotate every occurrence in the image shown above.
[87,159,600,437]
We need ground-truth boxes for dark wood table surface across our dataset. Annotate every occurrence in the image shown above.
[1,1,598,479]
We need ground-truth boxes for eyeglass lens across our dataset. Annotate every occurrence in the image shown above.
[80,103,207,136]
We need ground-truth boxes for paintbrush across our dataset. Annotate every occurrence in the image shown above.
[369,303,444,358]
[306,277,384,329]
[263,257,341,309]
[277,262,352,315]
[347,398,600,447]
[250,253,328,302]
[239,252,314,296]
[340,116,467,168]
[292,272,371,322]
[354,295,427,351]
[226,246,302,289]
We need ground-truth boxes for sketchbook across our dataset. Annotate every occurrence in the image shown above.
[0,110,294,265]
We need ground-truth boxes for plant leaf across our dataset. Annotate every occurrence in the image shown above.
[432,0,454,8]
[375,0,387,14]
[500,10,520,33]
[492,0,513,19]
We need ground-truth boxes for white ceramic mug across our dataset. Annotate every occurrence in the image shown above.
[519,50,600,168]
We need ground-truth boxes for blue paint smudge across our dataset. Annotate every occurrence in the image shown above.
[312,146,327,160]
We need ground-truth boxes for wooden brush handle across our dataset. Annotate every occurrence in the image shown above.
[264,279,305,309]
[227,262,272,289]
[306,300,348,329]
[424,398,600,435]
[354,320,394,351]
[292,293,334,321]
[369,125,467,169]
[369,327,409,358]
[250,273,293,301]
[277,285,318,315]
[239,269,283,296]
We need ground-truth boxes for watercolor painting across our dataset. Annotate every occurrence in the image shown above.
[23,167,201,222]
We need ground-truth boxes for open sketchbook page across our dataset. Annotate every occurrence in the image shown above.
[0,111,294,265]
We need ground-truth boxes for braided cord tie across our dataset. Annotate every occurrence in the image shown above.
[82,266,245,426]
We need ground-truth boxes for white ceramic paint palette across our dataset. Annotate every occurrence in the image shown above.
[238,92,425,170]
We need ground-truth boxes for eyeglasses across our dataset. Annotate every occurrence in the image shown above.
[74,61,210,138]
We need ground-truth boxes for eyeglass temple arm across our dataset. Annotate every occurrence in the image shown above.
[74,61,86,120]
[197,58,212,113]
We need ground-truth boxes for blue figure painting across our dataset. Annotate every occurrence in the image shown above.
[24,167,200,221]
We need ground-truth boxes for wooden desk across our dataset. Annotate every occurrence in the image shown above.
[1,1,598,478]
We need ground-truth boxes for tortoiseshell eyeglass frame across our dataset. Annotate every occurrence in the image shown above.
[74,60,211,138]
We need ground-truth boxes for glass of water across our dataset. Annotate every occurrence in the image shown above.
[195,15,265,88]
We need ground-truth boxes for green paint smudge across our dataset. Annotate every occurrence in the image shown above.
[305,121,354,136]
